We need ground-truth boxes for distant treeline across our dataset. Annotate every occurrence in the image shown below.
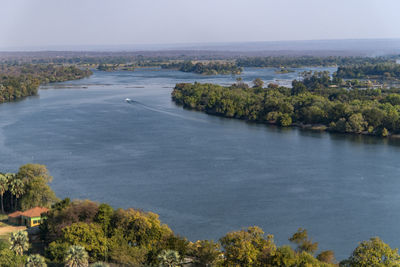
[97,63,135,71]
[172,72,400,136]
[336,62,400,79]
[0,64,92,103]
[3,53,397,73]
[162,61,243,75]
[236,56,393,68]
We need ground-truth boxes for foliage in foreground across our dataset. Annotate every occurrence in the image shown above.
[26,254,47,267]
[64,245,89,267]
[1,164,400,266]
[9,230,29,256]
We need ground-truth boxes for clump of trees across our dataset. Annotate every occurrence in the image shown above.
[172,74,400,136]
[0,64,92,84]
[0,64,92,103]
[0,75,40,103]
[0,164,58,213]
[41,199,188,266]
[38,197,400,266]
[97,64,135,72]
[336,63,400,79]
[2,164,400,266]
[341,237,400,266]
[0,239,26,267]
[36,199,344,266]
[162,61,242,75]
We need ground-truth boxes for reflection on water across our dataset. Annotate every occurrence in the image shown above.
[0,68,399,260]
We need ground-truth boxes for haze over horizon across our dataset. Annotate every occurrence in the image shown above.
[2,0,400,51]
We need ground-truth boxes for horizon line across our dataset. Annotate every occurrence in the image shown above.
[2,37,400,53]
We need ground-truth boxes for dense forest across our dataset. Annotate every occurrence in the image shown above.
[236,56,393,68]
[336,63,400,79]
[0,64,92,103]
[1,164,399,266]
[172,72,400,137]
[0,76,40,103]
[162,61,243,75]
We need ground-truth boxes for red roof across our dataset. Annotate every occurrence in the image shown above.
[8,207,49,218]
[8,211,23,218]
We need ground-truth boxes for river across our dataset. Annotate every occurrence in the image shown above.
[1,67,399,259]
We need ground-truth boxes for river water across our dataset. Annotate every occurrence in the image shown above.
[1,67,400,259]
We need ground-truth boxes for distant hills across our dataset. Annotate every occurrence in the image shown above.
[1,39,400,58]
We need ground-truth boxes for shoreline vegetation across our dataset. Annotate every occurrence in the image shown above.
[1,164,399,266]
[235,56,395,68]
[161,61,243,75]
[275,68,295,74]
[171,65,400,138]
[0,64,92,103]
[336,62,400,80]
[96,63,135,72]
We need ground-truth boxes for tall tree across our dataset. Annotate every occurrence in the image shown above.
[157,250,181,267]
[341,237,400,267]
[9,177,25,211]
[6,173,16,210]
[16,164,57,211]
[192,240,222,266]
[20,176,57,210]
[220,226,276,266]
[17,163,52,184]
[289,228,318,255]
[64,245,89,267]
[9,230,29,256]
[61,222,107,262]
[0,174,9,213]
[94,203,114,235]
[253,78,264,88]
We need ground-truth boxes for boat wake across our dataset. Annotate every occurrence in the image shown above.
[125,99,208,123]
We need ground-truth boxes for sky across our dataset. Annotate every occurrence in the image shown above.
[1,0,400,50]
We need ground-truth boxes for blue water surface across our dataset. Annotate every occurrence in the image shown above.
[0,67,398,259]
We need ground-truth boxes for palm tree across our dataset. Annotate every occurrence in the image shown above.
[64,245,89,267]
[0,174,9,213]
[7,173,18,210]
[9,177,25,211]
[9,230,29,256]
[157,250,181,267]
[26,254,47,267]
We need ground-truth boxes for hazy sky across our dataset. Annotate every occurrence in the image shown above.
[2,0,400,49]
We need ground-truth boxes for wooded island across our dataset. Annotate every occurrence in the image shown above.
[172,65,400,137]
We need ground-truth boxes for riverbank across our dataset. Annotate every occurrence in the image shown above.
[0,64,92,103]
[172,80,400,138]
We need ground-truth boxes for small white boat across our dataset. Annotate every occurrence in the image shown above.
[125,98,132,102]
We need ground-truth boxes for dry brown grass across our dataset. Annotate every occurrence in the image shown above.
[0,216,27,241]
